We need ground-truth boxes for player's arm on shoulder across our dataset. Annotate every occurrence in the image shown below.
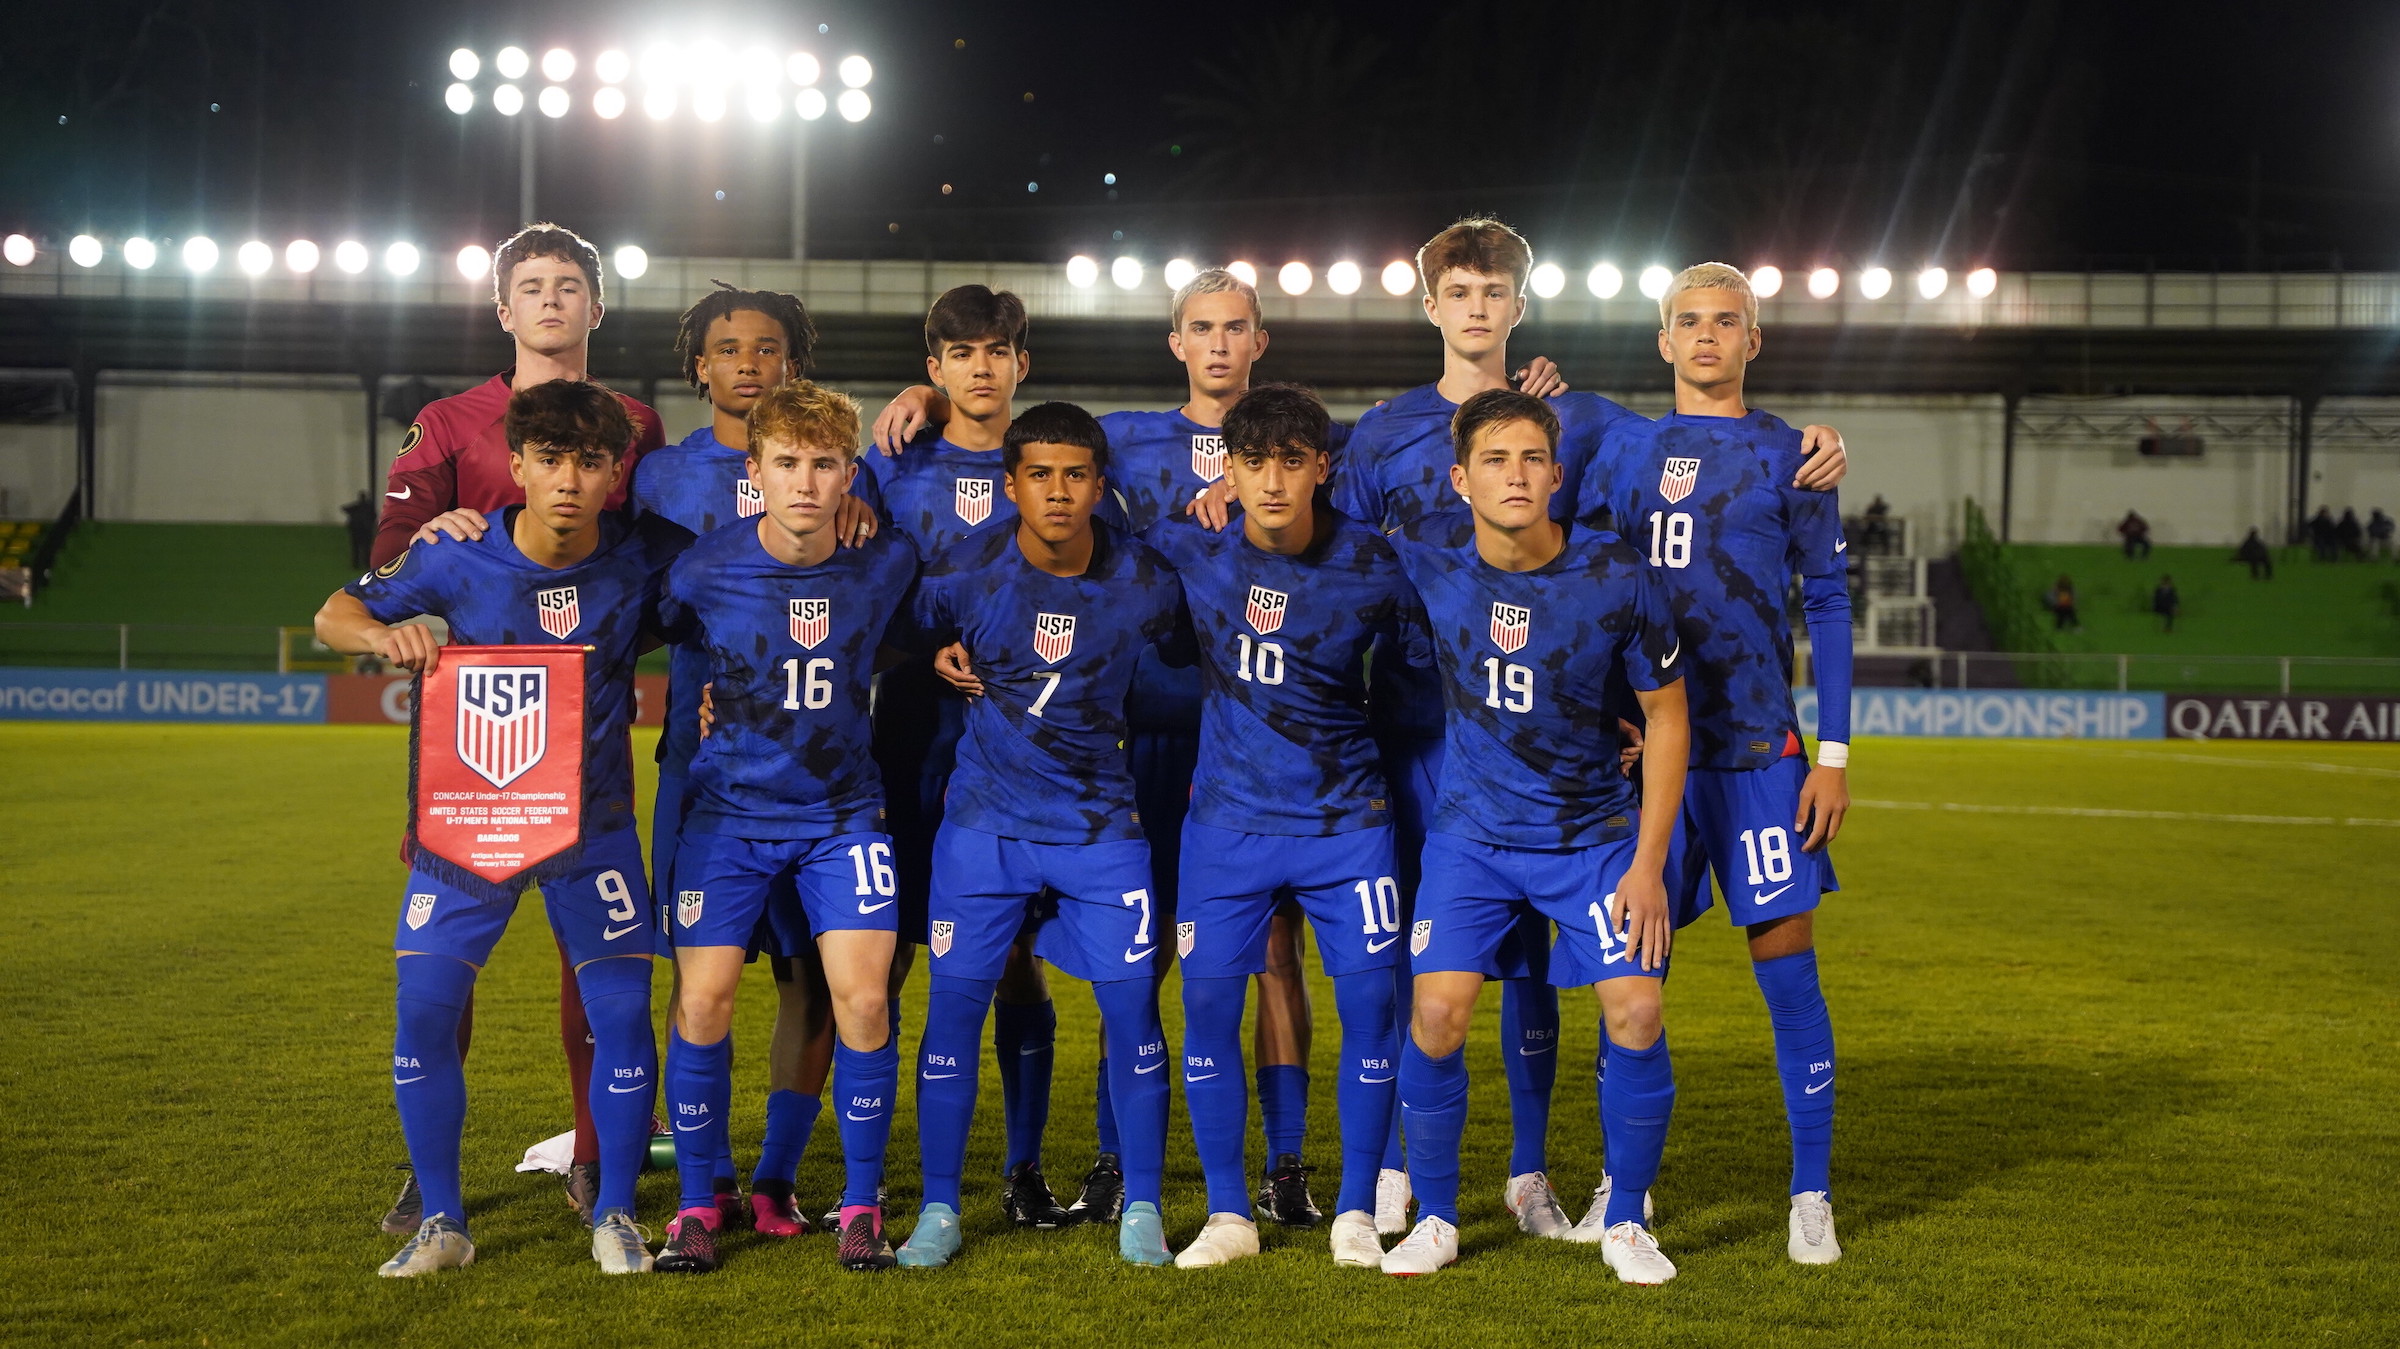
[872,386,952,456]
[1793,423,1848,490]
[1516,355,1568,397]
[371,422,458,567]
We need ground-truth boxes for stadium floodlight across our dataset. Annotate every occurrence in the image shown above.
[1966,266,1998,298]
[538,85,571,118]
[738,45,779,86]
[1381,260,1416,295]
[449,48,480,81]
[1637,265,1672,300]
[640,43,680,86]
[689,40,731,86]
[594,86,627,119]
[1,234,32,266]
[237,241,273,276]
[540,48,575,82]
[495,46,530,80]
[1917,266,1949,299]
[1751,265,1784,298]
[492,83,524,116]
[385,242,420,276]
[836,89,871,122]
[1807,266,1839,299]
[456,244,491,280]
[182,236,219,272]
[795,88,826,119]
[1163,258,1198,290]
[1859,266,1893,300]
[595,49,631,83]
[285,239,319,273]
[1587,263,1623,299]
[839,55,873,88]
[69,234,104,268]
[1529,261,1566,299]
[1278,261,1313,296]
[334,240,369,274]
[445,83,475,114]
[1111,256,1143,290]
[694,87,727,121]
[746,87,781,121]
[1065,254,1099,288]
[1327,260,1363,296]
[124,237,158,269]
[1227,260,1258,287]
[614,245,649,279]
[646,88,678,120]
[789,52,821,85]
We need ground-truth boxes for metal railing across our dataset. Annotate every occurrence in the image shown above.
[0,623,344,673]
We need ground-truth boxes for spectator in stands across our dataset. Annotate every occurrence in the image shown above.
[1861,494,1894,551]
[2371,508,2395,561]
[2117,509,2152,559]
[2337,508,2366,561]
[2047,574,2080,631]
[2152,575,2181,632]
[2233,528,2274,581]
[2308,506,2338,562]
[341,490,377,569]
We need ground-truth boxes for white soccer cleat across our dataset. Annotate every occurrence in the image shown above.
[1566,1174,1653,1243]
[378,1215,474,1277]
[1787,1191,1841,1265]
[590,1211,654,1274]
[1173,1212,1261,1268]
[1504,1170,1574,1238]
[1600,1221,1677,1285]
[1379,1216,1458,1276]
[1330,1210,1383,1268]
[1373,1168,1413,1236]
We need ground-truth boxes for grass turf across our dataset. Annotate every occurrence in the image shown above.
[3,726,2395,1346]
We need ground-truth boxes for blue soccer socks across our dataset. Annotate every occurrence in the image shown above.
[1601,1034,1675,1228]
[832,1039,900,1208]
[1180,975,1253,1215]
[1092,1055,1122,1157]
[1398,1038,1468,1224]
[1500,977,1560,1177]
[992,997,1056,1174]
[1755,949,1835,1196]
[916,975,997,1211]
[1329,970,1399,1216]
[392,954,476,1228]
[1257,1064,1309,1164]
[753,1088,823,1191]
[1092,978,1170,1207]
[666,1026,731,1212]
[574,955,658,1218]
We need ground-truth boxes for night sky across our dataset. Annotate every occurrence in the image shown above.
[5,0,2398,272]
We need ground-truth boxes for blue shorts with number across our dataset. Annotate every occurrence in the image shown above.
[1176,821,1401,980]
[927,824,1157,984]
[668,830,900,953]
[1668,757,1840,929]
[1412,829,1660,987]
[394,826,657,966]
[1378,734,1547,982]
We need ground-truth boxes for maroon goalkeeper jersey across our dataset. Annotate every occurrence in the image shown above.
[372,372,666,567]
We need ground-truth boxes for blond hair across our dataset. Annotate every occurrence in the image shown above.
[1171,268,1264,330]
[746,380,862,461]
[1660,262,1757,328]
[1416,217,1533,296]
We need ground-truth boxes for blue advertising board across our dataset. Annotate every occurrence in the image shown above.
[1795,688,2163,740]
[0,668,328,723]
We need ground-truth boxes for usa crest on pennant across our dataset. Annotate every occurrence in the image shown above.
[455,666,548,789]
[1032,612,1076,664]
[1490,602,1531,655]
[535,585,580,639]
[790,597,831,649]
[1245,586,1289,635]
[1191,434,1226,483]
[736,478,765,518]
[929,920,955,957]
[1658,457,1702,505]
[954,476,995,525]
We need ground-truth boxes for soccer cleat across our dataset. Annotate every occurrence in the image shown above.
[1378,1216,1458,1276]
[1329,1210,1384,1268]
[1172,1213,1260,1268]
[713,1179,745,1232]
[1600,1221,1677,1285]
[1001,1161,1073,1230]
[837,1208,898,1272]
[822,1183,887,1233]
[378,1164,423,1236]
[1787,1191,1842,1265]
[1504,1170,1574,1239]
[895,1203,962,1268]
[1257,1153,1322,1228]
[750,1181,812,1238]
[563,1161,601,1227]
[654,1208,721,1274]
[1566,1175,1653,1243]
[590,1210,654,1275]
[1064,1152,1125,1225]
[378,1215,474,1278]
[1118,1201,1171,1266]
[1373,1168,1413,1236]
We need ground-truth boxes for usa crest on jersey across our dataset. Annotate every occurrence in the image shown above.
[954,476,995,526]
[1490,602,1531,655]
[1191,433,1226,483]
[456,665,547,789]
[790,597,830,649]
[535,585,580,639]
[1659,457,1702,505]
[929,920,955,957]
[736,478,765,518]
[1032,612,1076,664]
[1245,586,1289,635]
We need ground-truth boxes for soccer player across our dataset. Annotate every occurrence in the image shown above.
[890,403,1189,1269]
[1382,389,1689,1284]
[316,380,693,1276]
[368,223,668,1232]
[1142,385,1418,1269]
[1581,263,1852,1264]
[648,382,915,1274]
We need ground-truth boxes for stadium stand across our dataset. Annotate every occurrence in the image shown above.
[1999,543,2399,658]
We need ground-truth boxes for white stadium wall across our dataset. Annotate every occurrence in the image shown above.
[0,419,76,522]
[96,374,369,524]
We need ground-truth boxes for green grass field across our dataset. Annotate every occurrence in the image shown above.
[4,727,2396,1346]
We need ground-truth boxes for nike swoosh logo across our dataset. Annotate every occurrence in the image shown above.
[1804,1079,1832,1095]
[1661,638,1680,668]
[846,1111,881,1121]
[1186,1073,1220,1082]
[386,486,412,500]
[607,1083,645,1094]
[1134,1060,1163,1074]
[1357,1075,1394,1084]
[1834,539,1848,553]
[923,1072,959,1079]
[1751,883,1795,906]
[1123,947,1154,963]
[674,1120,709,1131]
[1517,1046,1554,1056]
[603,923,644,940]
[1366,936,1398,953]
[393,1075,425,1084]
[857,900,895,915]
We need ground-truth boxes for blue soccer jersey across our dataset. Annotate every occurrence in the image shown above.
[655,522,918,839]
[897,518,1189,845]
[1102,409,1221,734]
[1584,410,1851,767]
[1334,384,1641,738]
[345,508,693,838]
[1142,510,1427,836]
[1389,512,1680,849]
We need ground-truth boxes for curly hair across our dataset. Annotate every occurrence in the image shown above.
[673,282,820,396]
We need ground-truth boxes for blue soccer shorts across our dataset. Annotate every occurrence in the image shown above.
[1379,735,1546,981]
[927,824,1157,984]
[1667,757,1841,930]
[667,830,901,953]
[1412,829,1662,987]
[394,826,657,967]
[1175,820,1402,980]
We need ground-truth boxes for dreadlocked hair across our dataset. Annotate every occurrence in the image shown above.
[673,281,821,396]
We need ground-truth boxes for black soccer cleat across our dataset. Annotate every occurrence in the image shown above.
[564,1160,601,1227]
[379,1164,423,1236]
[837,1209,898,1272]
[1258,1153,1323,1228]
[655,1210,721,1274]
[1063,1153,1125,1225]
[1001,1161,1073,1229]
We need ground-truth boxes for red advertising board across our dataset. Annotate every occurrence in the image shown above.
[412,646,585,889]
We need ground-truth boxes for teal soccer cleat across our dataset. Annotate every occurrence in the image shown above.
[1118,1201,1170,1266]
[896,1203,962,1268]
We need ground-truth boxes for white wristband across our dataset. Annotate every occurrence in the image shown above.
[1814,740,1849,769]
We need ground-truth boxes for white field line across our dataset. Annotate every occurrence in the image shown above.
[1856,799,2400,828]
[2007,741,2400,779]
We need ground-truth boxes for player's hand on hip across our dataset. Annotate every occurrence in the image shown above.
[377,622,445,674]
[1611,868,1672,972]
[1796,764,1849,850]
[833,493,880,548]
[1616,717,1646,778]
[933,643,982,698]
[411,508,489,546]
[872,386,942,456]
[1186,479,1237,532]
[1793,426,1848,490]
[698,683,715,739]
[1516,356,1569,398]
